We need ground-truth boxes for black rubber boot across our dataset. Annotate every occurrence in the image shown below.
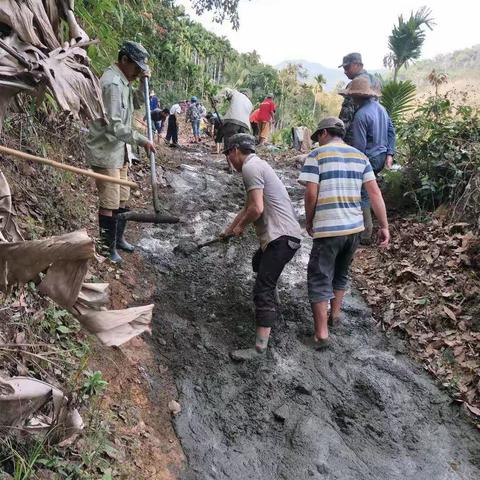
[116,208,135,252]
[98,214,122,263]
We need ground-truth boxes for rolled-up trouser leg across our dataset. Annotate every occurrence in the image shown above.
[253,236,299,328]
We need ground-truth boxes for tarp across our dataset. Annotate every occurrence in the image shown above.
[0,0,105,126]
[0,174,153,346]
[0,375,83,444]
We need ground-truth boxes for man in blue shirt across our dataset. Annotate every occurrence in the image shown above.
[341,76,395,243]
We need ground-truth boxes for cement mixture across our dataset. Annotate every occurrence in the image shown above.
[138,148,480,480]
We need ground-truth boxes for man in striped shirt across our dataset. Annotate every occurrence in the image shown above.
[298,117,389,348]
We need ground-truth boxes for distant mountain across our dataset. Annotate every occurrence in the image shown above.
[399,44,480,87]
[275,60,345,91]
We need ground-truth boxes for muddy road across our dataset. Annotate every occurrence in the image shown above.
[139,147,480,480]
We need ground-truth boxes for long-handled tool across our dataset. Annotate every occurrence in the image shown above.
[117,77,179,225]
[0,145,137,188]
[173,234,232,255]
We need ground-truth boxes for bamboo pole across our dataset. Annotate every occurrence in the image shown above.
[0,145,138,188]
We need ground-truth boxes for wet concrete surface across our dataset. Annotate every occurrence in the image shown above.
[139,149,480,480]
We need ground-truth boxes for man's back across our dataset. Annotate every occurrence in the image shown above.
[223,89,253,129]
[299,142,375,238]
[242,154,301,249]
[257,98,275,122]
[339,70,380,145]
[351,99,395,159]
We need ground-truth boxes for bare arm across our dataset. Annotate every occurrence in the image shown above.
[304,182,319,237]
[364,180,390,247]
[223,189,264,236]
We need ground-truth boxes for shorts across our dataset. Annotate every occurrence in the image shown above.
[91,164,130,210]
[307,234,360,303]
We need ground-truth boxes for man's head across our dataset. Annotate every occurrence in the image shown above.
[338,52,363,80]
[117,41,149,82]
[223,133,256,171]
[310,117,346,145]
[191,96,198,103]
[266,93,274,99]
[339,76,380,105]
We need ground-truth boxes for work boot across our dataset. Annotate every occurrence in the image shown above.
[360,206,373,245]
[116,208,135,252]
[98,214,122,263]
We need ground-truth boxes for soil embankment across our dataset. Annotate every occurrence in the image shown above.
[139,147,480,480]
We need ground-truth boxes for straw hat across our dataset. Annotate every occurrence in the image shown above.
[340,76,381,98]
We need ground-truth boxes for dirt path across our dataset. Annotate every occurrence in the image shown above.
[140,148,480,480]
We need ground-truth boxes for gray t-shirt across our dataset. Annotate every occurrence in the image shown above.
[242,154,302,250]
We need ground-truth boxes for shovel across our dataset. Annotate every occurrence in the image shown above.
[197,235,232,249]
[117,76,179,225]
[174,235,233,255]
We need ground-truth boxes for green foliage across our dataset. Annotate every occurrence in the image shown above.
[380,80,416,124]
[271,127,293,147]
[190,0,246,29]
[81,370,109,399]
[386,6,435,81]
[396,95,480,210]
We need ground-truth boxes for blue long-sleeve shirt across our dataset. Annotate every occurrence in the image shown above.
[351,99,396,158]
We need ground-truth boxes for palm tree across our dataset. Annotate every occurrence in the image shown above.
[386,6,435,81]
[312,74,326,116]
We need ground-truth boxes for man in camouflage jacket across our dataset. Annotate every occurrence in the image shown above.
[338,53,381,145]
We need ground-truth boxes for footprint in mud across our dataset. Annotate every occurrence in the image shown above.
[352,375,386,412]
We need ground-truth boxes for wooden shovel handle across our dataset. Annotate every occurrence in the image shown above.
[0,145,138,188]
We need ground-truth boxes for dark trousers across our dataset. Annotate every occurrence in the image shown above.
[221,122,250,148]
[166,116,178,144]
[252,236,300,328]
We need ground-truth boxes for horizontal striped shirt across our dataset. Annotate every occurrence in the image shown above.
[298,142,375,238]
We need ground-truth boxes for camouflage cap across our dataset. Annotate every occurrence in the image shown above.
[338,52,363,68]
[223,133,256,154]
[311,117,345,141]
[119,41,149,71]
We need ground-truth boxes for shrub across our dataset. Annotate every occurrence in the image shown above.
[396,95,480,211]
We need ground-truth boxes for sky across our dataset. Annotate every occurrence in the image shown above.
[176,0,479,69]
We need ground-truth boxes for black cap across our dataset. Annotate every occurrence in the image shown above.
[119,41,149,71]
[223,133,256,154]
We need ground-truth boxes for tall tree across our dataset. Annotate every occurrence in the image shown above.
[189,0,250,29]
[312,74,326,116]
[385,6,435,81]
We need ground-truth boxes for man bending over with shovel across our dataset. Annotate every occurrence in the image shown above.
[86,41,156,263]
[221,134,302,361]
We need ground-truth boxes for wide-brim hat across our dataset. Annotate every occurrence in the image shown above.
[311,117,345,141]
[339,76,381,98]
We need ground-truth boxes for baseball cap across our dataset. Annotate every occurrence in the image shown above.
[311,117,345,141]
[223,133,256,154]
[119,41,149,71]
[338,52,362,68]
